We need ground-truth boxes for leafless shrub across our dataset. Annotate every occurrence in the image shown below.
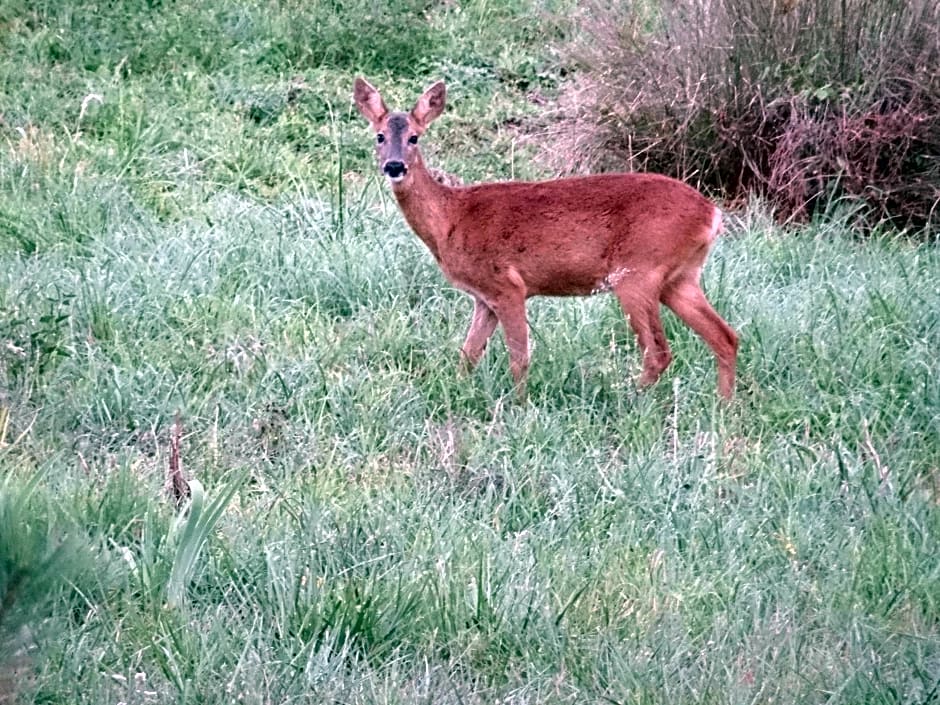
[547,0,940,230]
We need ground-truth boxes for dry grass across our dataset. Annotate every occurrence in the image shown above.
[546,0,940,231]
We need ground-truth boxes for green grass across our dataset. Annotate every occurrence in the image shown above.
[1,2,938,704]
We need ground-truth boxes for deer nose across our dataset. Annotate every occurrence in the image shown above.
[383,161,407,178]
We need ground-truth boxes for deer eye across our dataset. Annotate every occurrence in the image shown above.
[376,133,385,144]
[408,135,418,145]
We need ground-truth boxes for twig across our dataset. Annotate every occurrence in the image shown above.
[166,412,190,507]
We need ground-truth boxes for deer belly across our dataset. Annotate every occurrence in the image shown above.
[519,254,612,297]
[528,273,601,297]
[442,258,608,299]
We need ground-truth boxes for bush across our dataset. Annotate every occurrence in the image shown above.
[549,0,940,231]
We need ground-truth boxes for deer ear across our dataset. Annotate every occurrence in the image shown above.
[353,77,388,126]
[411,81,446,130]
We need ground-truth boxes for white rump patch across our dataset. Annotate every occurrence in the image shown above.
[707,207,723,243]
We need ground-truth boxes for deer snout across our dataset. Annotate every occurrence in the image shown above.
[383,161,407,179]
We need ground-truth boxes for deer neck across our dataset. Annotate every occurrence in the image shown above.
[390,152,454,261]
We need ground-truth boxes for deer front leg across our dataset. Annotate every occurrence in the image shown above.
[460,297,499,372]
[491,297,530,399]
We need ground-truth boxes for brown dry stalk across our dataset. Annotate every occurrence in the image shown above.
[166,413,190,507]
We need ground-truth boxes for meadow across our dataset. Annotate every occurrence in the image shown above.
[1,1,938,703]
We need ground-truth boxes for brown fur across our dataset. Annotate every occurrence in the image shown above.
[353,77,738,398]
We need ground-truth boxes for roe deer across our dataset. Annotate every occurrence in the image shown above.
[353,77,738,398]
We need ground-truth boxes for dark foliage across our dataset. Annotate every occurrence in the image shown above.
[549,0,940,232]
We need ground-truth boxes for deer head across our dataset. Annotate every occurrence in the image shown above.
[353,77,446,188]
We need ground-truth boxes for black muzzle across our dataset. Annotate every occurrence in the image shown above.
[383,161,407,178]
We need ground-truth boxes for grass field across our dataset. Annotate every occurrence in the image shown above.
[1,2,938,703]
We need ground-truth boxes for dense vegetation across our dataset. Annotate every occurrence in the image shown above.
[553,0,940,230]
[1,1,938,703]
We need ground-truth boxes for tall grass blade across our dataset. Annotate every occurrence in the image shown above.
[166,473,246,609]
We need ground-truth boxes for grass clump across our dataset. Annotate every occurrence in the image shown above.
[551,0,940,231]
[0,472,102,703]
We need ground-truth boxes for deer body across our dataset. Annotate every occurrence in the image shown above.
[354,78,738,398]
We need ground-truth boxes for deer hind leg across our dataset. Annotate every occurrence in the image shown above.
[645,306,673,384]
[661,274,738,399]
[460,297,499,371]
[614,279,673,388]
